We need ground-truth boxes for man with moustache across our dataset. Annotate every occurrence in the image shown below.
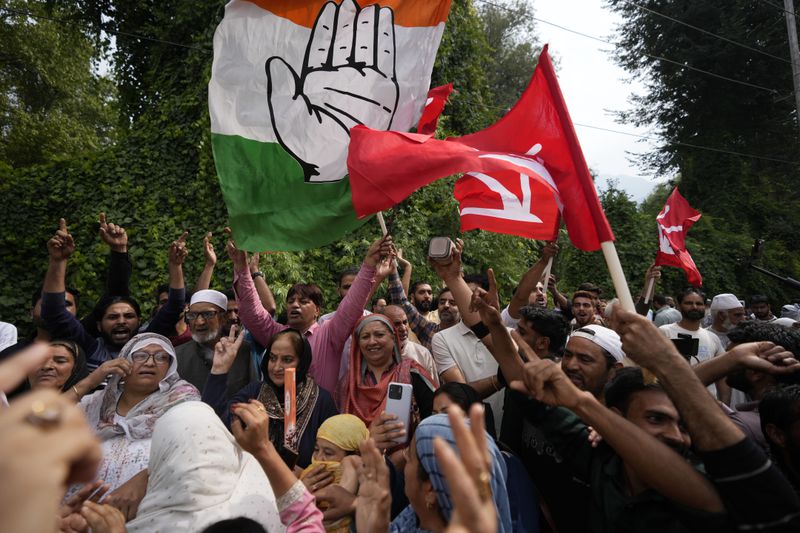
[659,288,726,399]
[383,304,438,385]
[707,293,747,349]
[409,281,439,323]
[571,290,599,331]
[39,218,187,370]
[175,290,257,400]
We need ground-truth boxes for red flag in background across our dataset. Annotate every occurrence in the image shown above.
[417,84,453,135]
[655,188,703,286]
[348,45,614,251]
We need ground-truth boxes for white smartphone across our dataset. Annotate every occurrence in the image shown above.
[384,382,413,445]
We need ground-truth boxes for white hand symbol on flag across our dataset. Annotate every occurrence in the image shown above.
[266,0,399,183]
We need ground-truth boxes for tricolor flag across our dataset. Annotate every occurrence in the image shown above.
[347,45,613,251]
[655,188,702,286]
[209,0,452,251]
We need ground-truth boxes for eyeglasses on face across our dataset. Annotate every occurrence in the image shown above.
[130,351,172,365]
[185,310,221,321]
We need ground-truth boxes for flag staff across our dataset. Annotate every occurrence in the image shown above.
[601,241,636,312]
[376,212,389,236]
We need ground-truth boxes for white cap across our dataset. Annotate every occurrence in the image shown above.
[569,324,625,363]
[710,293,742,313]
[190,289,228,311]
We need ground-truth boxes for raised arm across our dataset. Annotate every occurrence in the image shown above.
[693,342,799,387]
[387,267,437,349]
[194,231,217,292]
[511,357,724,514]
[547,275,569,314]
[634,263,660,316]
[471,287,525,383]
[250,252,277,316]
[228,229,285,346]
[99,212,131,298]
[508,242,557,320]
[41,219,97,356]
[430,239,480,327]
[146,231,187,336]
[396,248,412,295]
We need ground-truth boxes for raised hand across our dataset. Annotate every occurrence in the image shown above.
[266,0,398,183]
[98,213,128,253]
[224,227,248,272]
[364,234,394,267]
[203,232,217,267]
[356,438,391,533]
[231,400,272,456]
[430,238,464,282]
[396,247,410,268]
[211,325,245,374]
[510,358,590,410]
[541,241,559,260]
[47,218,76,261]
[168,231,189,266]
[470,287,502,327]
[725,341,800,374]
[248,251,260,274]
[437,404,497,533]
[368,411,405,452]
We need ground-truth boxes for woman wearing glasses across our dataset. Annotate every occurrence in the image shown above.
[70,332,200,520]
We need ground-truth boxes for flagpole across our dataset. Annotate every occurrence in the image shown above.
[541,257,553,285]
[643,276,656,304]
[601,241,636,312]
[376,212,389,235]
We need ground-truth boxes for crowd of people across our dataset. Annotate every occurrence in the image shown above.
[1,214,800,533]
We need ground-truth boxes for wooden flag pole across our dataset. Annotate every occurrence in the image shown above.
[541,257,554,285]
[643,276,656,305]
[376,212,389,236]
[601,241,635,312]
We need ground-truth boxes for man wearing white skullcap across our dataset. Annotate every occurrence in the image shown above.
[175,289,257,400]
[707,293,747,349]
[561,324,625,398]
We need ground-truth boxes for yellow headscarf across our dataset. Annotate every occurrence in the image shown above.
[316,414,369,452]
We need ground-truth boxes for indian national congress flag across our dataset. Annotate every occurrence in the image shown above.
[210,0,452,251]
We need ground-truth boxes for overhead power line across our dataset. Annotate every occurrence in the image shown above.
[756,0,800,18]
[622,0,791,64]
[474,0,780,94]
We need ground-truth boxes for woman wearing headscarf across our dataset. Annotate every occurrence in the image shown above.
[126,401,284,533]
[71,332,200,519]
[391,413,513,533]
[202,327,338,469]
[337,315,436,429]
[26,339,87,393]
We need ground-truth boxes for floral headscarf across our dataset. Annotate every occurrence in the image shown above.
[80,333,199,441]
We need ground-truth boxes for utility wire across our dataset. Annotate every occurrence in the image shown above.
[621,0,791,64]
[474,0,780,94]
[755,0,799,18]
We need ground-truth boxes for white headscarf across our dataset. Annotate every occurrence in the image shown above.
[126,401,284,533]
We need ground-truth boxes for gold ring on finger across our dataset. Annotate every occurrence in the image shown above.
[477,470,492,501]
[25,400,63,429]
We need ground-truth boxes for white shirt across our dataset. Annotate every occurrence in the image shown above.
[431,322,504,435]
[402,341,439,387]
[659,322,724,397]
[0,321,17,352]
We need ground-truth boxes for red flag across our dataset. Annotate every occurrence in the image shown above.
[348,45,614,251]
[417,84,453,135]
[454,170,560,240]
[654,188,702,286]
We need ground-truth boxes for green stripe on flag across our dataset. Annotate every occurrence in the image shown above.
[212,133,369,251]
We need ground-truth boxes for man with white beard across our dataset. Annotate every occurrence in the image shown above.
[706,293,747,349]
[175,290,257,400]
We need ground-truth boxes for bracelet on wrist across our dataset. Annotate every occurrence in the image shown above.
[469,321,491,339]
[252,271,264,279]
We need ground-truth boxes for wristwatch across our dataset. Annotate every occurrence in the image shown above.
[251,271,264,279]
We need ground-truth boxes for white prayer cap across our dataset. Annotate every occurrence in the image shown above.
[775,317,798,328]
[569,324,625,363]
[710,293,742,312]
[190,289,228,311]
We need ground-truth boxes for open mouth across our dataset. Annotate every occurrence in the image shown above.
[111,327,131,342]
[566,373,584,387]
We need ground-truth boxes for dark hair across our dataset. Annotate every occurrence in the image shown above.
[96,294,141,318]
[202,518,267,533]
[48,339,88,392]
[572,290,595,303]
[156,283,169,306]
[338,267,359,286]
[410,281,431,295]
[222,289,236,300]
[434,382,482,413]
[463,273,489,291]
[578,282,601,295]
[750,294,770,306]
[760,385,800,452]
[372,295,387,306]
[31,285,80,308]
[261,329,312,386]
[286,283,323,308]
[677,287,705,304]
[437,287,454,301]
[517,306,569,355]
[653,294,668,306]
[604,367,664,414]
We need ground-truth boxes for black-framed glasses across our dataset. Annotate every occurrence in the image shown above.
[131,351,172,365]
[185,310,221,321]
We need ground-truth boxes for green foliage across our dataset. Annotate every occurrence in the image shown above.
[0,0,117,168]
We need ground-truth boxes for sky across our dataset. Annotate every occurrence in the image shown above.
[527,0,668,199]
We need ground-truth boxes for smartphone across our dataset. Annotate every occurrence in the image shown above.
[671,336,699,361]
[385,382,413,445]
[428,237,454,263]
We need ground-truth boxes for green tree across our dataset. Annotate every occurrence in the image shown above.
[0,0,117,168]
